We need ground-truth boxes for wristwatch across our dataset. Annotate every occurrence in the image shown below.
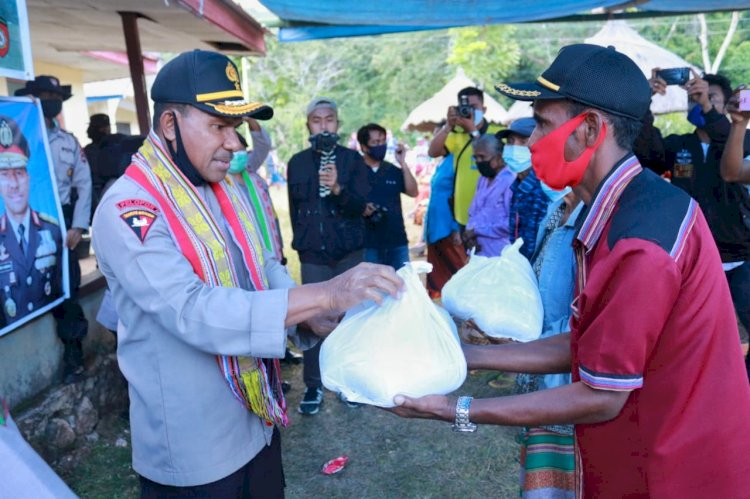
[470,130,481,139]
[451,396,477,433]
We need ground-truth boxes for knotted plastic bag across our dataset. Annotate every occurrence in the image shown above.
[320,262,466,407]
[442,239,543,342]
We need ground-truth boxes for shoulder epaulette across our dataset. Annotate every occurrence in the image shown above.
[36,212,59,226]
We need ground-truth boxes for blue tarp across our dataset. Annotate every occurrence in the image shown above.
[261,0,750,42]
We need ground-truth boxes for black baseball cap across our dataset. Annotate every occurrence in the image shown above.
[15,75,72,101]
[151,50,273,120]
[495,44,650,121]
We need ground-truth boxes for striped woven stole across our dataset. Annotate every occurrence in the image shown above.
[125,132,288,427]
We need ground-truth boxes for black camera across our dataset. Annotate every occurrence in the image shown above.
[656,67,691,86]
[366,204,389,225]
[458,95,473,119]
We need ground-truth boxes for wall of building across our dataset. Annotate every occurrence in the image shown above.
[0,279,111,409]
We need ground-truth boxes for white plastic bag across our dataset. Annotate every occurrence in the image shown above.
[320,262,467,407]
[442,239,543,342]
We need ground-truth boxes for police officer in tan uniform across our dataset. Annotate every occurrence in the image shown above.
[92,50,401,497]
[16,76,92,383]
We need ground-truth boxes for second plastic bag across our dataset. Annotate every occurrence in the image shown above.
[442,239,543,342]
[320,262,466,407]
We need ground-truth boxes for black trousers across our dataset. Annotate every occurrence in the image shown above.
[53,242,88,373]
[299,250,363,388]
[140,428,285,499]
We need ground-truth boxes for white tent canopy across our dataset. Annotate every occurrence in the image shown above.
[585,20,698,115]
[401,69,507,132]
[503,100,533,125]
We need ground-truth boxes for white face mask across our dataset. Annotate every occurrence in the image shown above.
[473,109,484,126]
[502,145,532,174]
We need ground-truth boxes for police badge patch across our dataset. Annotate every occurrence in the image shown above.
[120,209,157,243]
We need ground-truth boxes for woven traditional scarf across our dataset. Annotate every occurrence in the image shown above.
[125,132,288,427]
[240,171,283,260]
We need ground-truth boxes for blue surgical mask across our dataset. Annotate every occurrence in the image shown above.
[502,144,532,174]
[687,102,706,128]
[229,150,248,174]
[540,180,572,202]
[473,109,484,126]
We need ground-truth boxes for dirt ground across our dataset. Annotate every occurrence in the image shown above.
[59,365,522,499]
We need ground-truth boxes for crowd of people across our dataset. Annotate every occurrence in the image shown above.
[7,42,750,497]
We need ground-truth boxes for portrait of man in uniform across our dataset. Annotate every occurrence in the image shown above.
[0,114,62,326]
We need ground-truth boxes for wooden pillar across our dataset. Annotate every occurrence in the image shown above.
[119,12,150,134]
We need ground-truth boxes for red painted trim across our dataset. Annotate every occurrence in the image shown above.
[177,0,267,55]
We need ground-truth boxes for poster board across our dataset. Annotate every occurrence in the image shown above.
[0,97,69,337]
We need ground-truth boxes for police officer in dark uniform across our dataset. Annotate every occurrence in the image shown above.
[0,116,63,326]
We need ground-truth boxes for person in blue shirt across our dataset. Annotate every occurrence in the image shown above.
[424,153,467,298]
[514,187,583,497]
[500,118,550,260]
[358,123,418,269]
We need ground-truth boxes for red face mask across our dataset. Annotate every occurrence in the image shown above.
[529,112,607,190]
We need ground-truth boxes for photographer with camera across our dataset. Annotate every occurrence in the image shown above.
[287,97,370,415]
[634,68,750,366]
[428,87,502,229]
[357,123,418,270]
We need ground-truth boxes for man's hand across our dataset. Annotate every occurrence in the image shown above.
[363,202,377,217]
[726,87,750,126]
[325,262,403,312]
[304,312,341,338]
[455,112,476,134]
[649,68,667,96]
[319,163,340,195]
[395,143,407,166]
[450,230,462,247]
[66,228,83,250]
[684,68,711,112]
[388,394,454,422]
[462,228,477,251]
[446,106,458,130]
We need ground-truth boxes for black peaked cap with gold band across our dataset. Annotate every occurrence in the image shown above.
[151,50,273,120]
[495,43,650,121]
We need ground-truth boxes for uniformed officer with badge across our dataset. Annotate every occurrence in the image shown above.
[16,75,91,383]
[0,115,63,326]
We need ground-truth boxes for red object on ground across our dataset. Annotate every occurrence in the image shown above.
[321,455,349,475]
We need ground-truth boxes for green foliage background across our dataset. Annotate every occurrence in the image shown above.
[238,13,750,163]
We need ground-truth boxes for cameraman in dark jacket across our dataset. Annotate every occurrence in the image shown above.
[635,70,750,366]
[286,97,370,414]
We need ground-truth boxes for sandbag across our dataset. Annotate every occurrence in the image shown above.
[320,262,466,407]
[442,239,543,342]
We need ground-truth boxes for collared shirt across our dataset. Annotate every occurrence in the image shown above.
[93,172,315,487]
[569,154,750,497]
[509,169,549,260]
[364,161,408,249]
[7,209,30,248]
[466,168,515,257]
[47,125,92,230]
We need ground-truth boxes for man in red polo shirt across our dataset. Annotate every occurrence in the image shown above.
[390,44,750,497]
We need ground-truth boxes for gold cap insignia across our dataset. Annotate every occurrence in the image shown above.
[226,62,241,91]
[0,120,12,148]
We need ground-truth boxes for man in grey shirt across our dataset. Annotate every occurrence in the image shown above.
[92,50,401,497]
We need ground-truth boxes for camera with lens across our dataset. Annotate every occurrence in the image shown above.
[366,203,389,225]
[458,95,473,119]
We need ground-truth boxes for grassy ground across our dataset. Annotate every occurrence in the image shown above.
[59,366,521,499]
[58,188,522,497]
